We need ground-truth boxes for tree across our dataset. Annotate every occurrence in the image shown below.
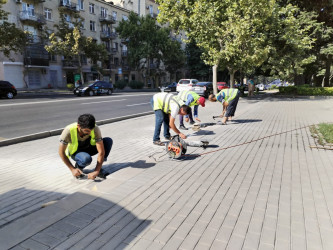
[0,0,28,59]
[185,41,211,80]
[116,12,186,87]
[45,10,108,83]
[157,0,317,92]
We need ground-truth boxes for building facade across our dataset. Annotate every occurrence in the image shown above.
[0,0,138,89]
[0,0,186,89]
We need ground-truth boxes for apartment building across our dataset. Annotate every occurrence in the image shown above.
[0,0,135,89]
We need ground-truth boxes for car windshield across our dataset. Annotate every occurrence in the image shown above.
[196,82,210,86]
[179,80,190,84]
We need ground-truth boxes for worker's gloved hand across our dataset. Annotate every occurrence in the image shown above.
[179,133,187,139]
[87,171,99,180]
[71,168,83,177]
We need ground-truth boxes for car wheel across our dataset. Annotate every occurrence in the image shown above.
[6,92,14,99]
[88,90,94,96]
[107,90,112,95]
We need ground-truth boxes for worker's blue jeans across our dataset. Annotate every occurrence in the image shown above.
[151,98,170,141]
[179,109,194,126]
[71,137,113,168]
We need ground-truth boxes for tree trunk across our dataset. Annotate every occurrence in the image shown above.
[324,55,332,87]
[229,69,236,88]
[78,56,84,84]
[213,64,218,95]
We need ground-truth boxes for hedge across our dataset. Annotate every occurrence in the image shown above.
[279,86,333,96]
[114,80,127,90]
[128,80,144,89]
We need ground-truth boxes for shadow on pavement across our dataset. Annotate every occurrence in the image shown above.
[102,159,156,176]
[232,119,262,124]
[0,189,151,249]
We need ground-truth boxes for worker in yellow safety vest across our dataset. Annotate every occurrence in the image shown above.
[59,114,113,179]
[151,92,191,146]
[176,90,206,130]
[209,88,240,125]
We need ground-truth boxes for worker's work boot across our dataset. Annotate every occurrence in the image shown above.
[179,125,188,130]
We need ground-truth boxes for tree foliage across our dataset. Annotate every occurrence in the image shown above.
[185,41,211,80]
[116,12,185,86]
[0,0,28,59]
[45,10,107,83]
[157,0,319,88]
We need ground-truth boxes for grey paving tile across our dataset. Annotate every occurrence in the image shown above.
[19,238,49,250]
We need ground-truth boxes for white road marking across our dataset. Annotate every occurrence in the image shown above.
[0,93,155,108]
[81,99,127,104]
[126,102,150,107]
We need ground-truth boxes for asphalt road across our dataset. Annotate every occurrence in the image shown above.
[0,92,158,140]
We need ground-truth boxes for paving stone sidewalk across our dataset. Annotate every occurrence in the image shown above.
[0,95,333,250]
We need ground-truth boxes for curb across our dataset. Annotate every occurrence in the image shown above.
[0,111,154,147]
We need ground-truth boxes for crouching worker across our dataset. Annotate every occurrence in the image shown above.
[59,114,113,179]
[209,88,240,125]
[151,92,191,146]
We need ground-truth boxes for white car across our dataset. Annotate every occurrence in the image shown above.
[176,79,199,93]
[256,83,265,91]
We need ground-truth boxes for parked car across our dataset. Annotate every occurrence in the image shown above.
[192,82,213,97]
[74,81,113,96]
[217,82,229,90]
[176,79,199,93]
[160,82,177,92]
[0,80,17,99]
[256,83,265,91]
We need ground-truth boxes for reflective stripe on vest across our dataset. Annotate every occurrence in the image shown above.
[65,122,96,157]
[220,88,238,102]
[177,90,199,107]
[153,93,182,113]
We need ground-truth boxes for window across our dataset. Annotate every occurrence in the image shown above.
[113,42,118,51]
[90,21,95,31]
[149,5,153,15]
[78,0,84,10]
[44,8,52,20]
[22,3,35,16]
[122,15,128,21]
[49,54,57,62]
[89,3,94,14]
[101,7,107,17]
[112,11,117,21]
[64,14,71,23]
[114,58,119,66]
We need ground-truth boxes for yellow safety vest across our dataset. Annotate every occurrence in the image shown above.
[65,122,96,157]
[217,88,238,103]
[153,93,183,113]
[177,90,199,107]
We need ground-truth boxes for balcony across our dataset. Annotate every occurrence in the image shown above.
[62,60,79,68]
[27,35,45,44]
[24,45,49,67]
[59,1,79,12]
[121,38,129,44]
[121,51,128,57]
[19,11,46,25]
[99,14,116,24]
[100,31,117,40]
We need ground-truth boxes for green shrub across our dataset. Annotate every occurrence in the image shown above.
[128,80,144,89]
[279,86,297,94]
[271,84,278,89]
[278,86,333,96]
[298,87,333,96]
[66,83,74,90]
[114,80,127,89]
